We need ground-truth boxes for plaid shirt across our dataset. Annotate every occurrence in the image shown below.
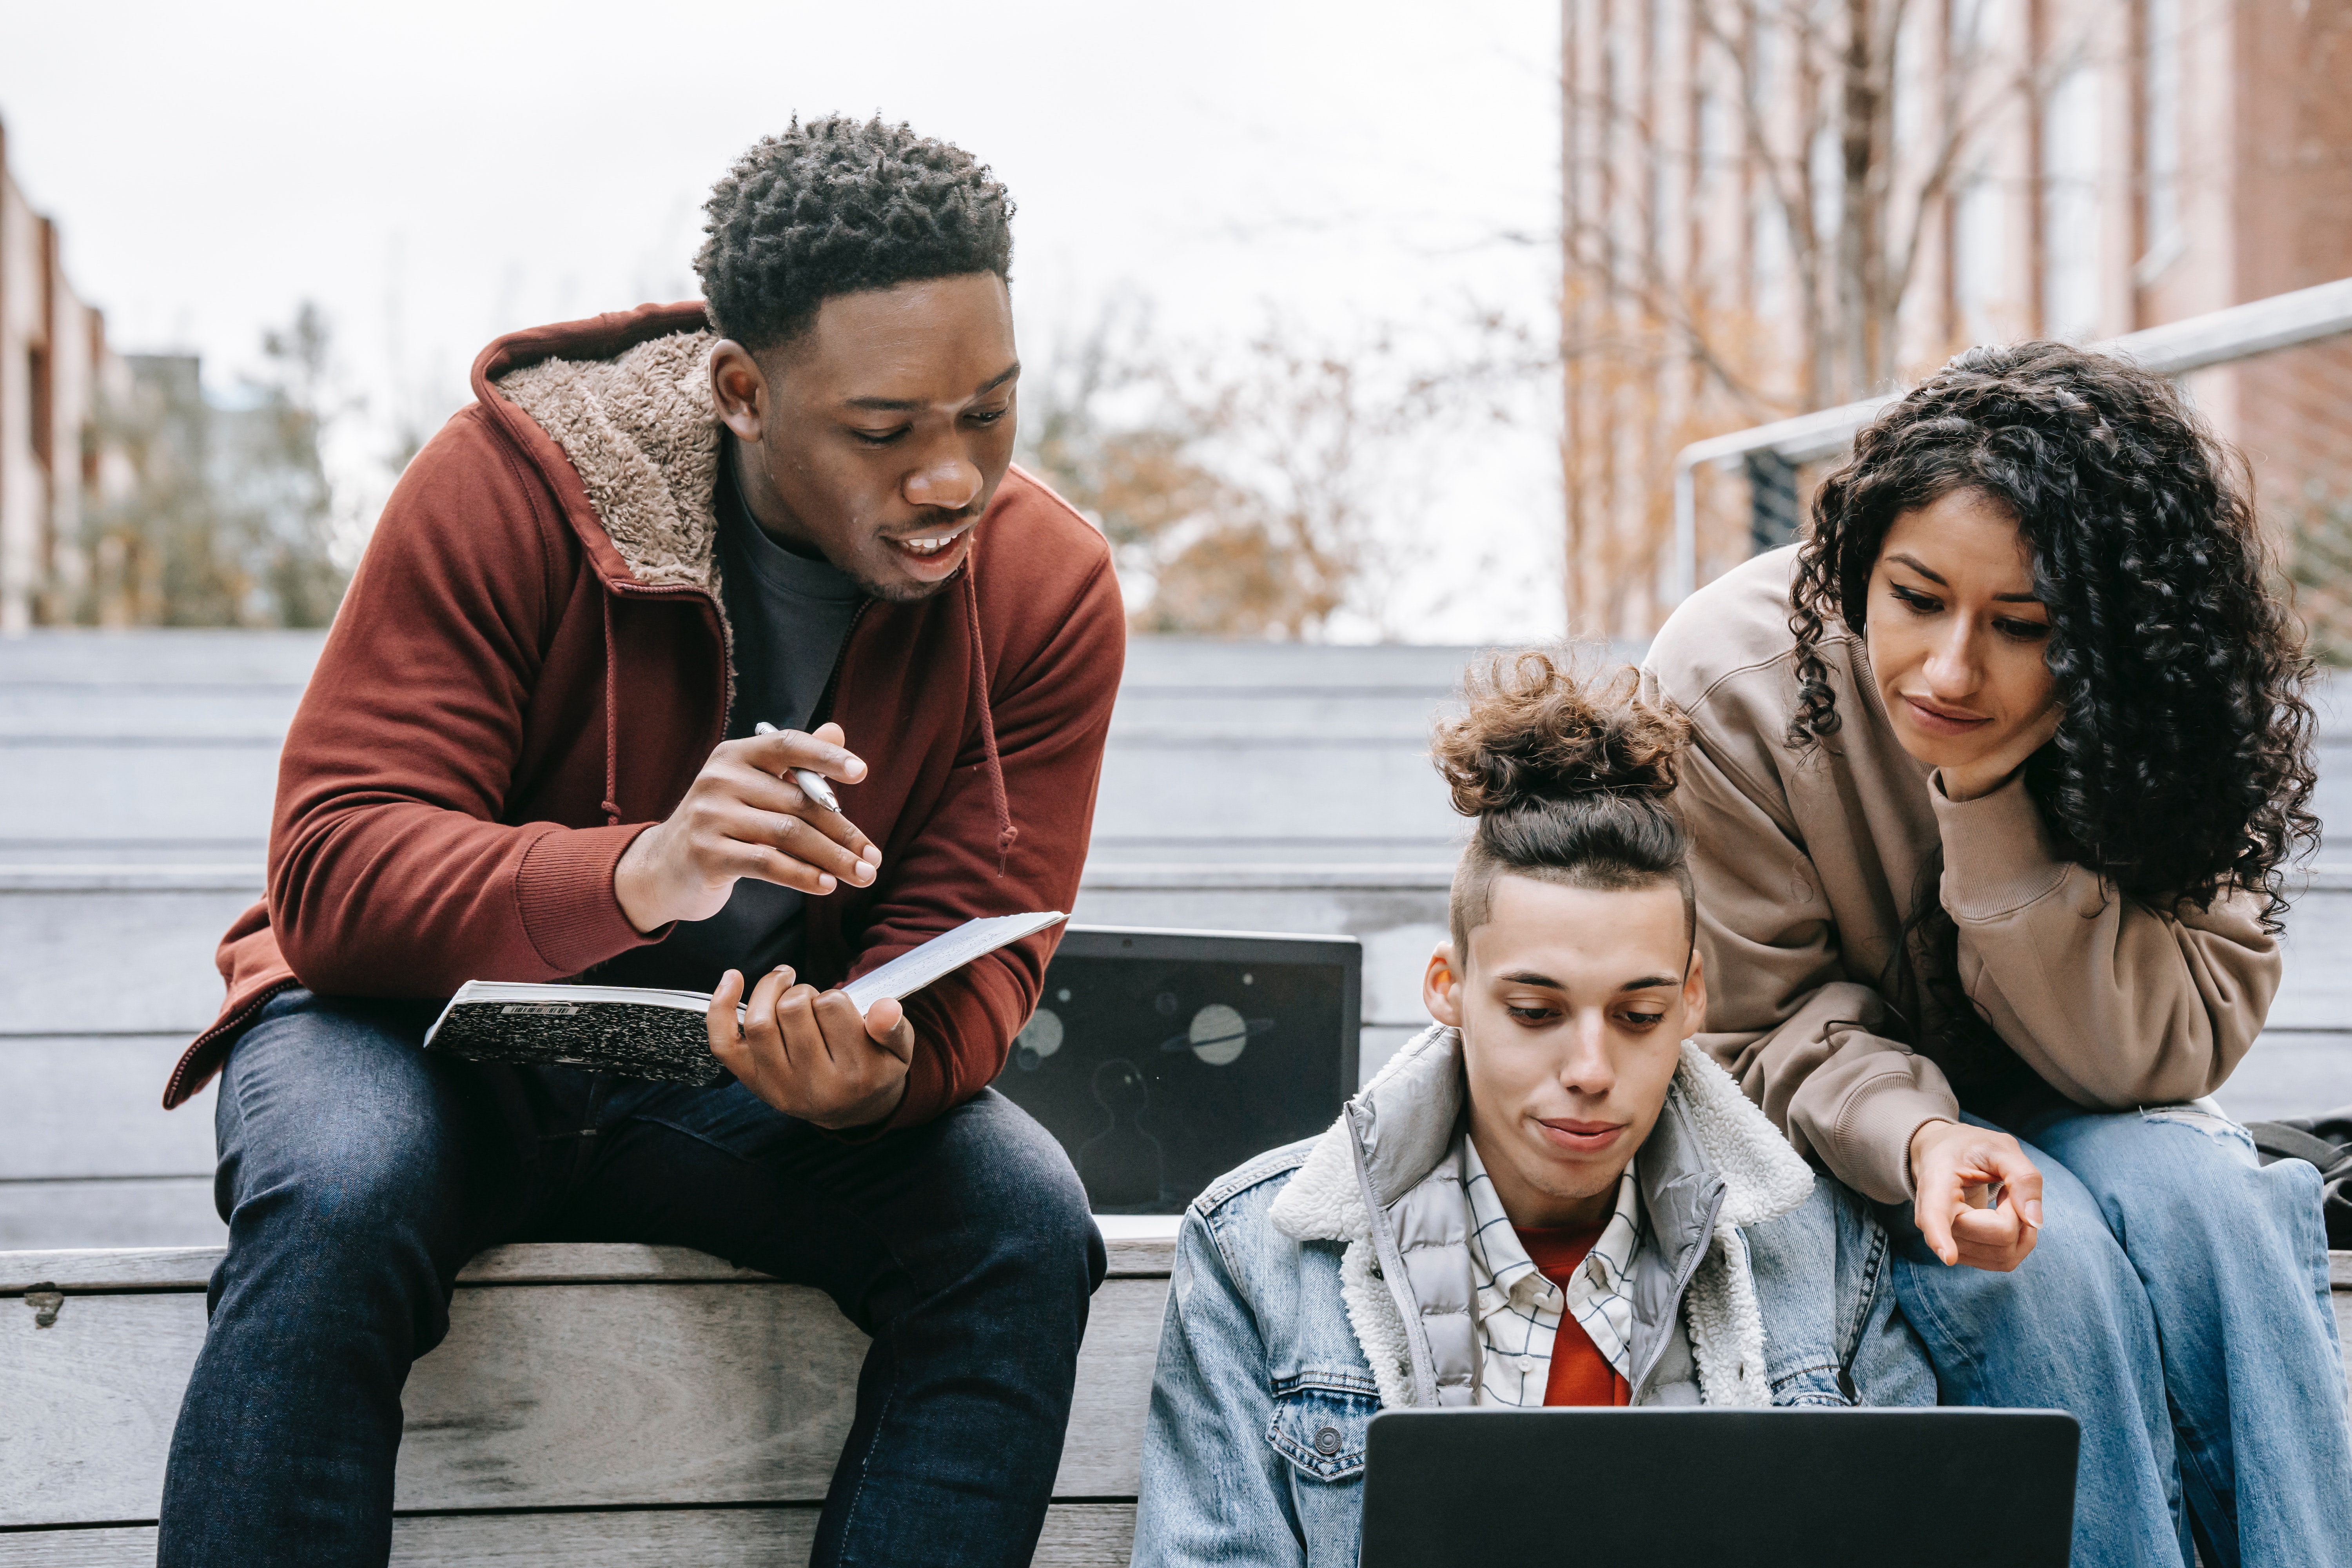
[1461,1132,1644,1408]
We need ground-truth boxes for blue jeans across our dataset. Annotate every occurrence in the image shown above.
[156,989,1104,1568]
[1885,1097,2352,1568]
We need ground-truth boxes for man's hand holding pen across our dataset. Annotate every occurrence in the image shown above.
[613,719,881,933]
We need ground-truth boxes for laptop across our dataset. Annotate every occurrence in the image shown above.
[1359,1408,2079,1567]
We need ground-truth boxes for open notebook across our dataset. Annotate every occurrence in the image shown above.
[423,910,1066,1085]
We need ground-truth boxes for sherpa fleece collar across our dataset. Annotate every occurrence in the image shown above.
[1267,1024,1815,1246]
[492,329,726,600]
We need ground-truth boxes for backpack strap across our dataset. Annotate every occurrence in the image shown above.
[2245,1121,2348,1172]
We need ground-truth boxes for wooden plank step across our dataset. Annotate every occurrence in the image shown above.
[0,733,1470,854]
[0,1241,1173,1530]
[0,629,326,685]
[0,745,280,847]
[0,886,260,1038]
[0,877,1452,1040]
[0,1180,223,1252]
[2271,889,2352,1031]
[0,685,303,738]
[0,1036,218,1179]
[0,1237,1178,1294]
[0,1505,1136,1567]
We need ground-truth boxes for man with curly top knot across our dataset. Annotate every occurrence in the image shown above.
[156,117,1123,1568]
[1132,653,1936,1564]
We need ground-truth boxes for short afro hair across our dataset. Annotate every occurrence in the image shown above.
[695,115,1014,353]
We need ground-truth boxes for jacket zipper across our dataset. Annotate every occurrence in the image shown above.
[165,976,298,1107]
[808,599,874,733]
[1628,1171,1728,1401]
[1347,1103,1441,1407]
[611,579,734,754]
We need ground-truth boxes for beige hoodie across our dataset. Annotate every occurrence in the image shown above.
[1643,546,2280,1205]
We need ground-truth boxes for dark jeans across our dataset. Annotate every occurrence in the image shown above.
[156,988,1105,1568]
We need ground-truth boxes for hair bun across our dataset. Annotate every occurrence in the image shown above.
[1430,651,1689,819]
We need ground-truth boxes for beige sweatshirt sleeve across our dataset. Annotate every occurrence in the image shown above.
[1933,771,2278,1109]
[1678,734,1960,1204]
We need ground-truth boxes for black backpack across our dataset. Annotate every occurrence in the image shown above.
[2247,1106,2352,1250]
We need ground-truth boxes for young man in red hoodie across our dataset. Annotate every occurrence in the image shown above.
[154,118,1124,1568]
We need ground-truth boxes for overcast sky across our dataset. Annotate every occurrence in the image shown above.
[1,0,1564,641]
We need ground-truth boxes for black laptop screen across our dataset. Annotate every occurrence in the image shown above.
[989,927,1362,1213]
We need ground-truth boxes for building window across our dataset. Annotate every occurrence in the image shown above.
[1951,0,1991,56]
[28,345,54,474]
[2136,0,2182,283]
[1954,171,2007,345]
[2041,65,2102,341]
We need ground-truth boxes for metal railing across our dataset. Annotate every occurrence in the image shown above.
[1668,275,2352,603]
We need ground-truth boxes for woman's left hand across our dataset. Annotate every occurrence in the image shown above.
[1909,1119,2046,1270]
[1938,701,2062,802]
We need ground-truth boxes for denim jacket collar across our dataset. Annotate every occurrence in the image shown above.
[1267,1024,1815,1408]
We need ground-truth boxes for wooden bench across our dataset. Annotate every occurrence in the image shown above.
[4,1240,2348,1565]
[0,1230,1176,1566]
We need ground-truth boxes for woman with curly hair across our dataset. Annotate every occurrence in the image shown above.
[1645,340,2351,1564]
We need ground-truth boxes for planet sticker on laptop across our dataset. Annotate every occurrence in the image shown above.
[1161,1003,1276,1067]
[1014,1007,1064,1071]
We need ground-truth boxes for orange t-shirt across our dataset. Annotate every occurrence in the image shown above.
[1513,1223,1634,1407]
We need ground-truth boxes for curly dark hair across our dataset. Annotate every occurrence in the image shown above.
[695,115,1014,352]
[1788,340,2319,937]
[1431,650,1695,953]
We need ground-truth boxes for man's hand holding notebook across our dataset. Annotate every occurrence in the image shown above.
[426,911,1067,1126]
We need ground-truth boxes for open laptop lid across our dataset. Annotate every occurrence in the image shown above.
[1360,1408,2078,1568]
[988,926,1363,1213]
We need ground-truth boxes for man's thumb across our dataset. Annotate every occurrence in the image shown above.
[863,996,911,1058]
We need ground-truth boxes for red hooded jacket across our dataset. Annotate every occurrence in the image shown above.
[165,302,1125,1131]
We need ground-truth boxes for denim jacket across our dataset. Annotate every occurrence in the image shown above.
[1131,1025,1864,1567]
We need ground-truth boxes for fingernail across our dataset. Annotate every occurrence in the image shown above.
[817,874,836,893]
[862,846,881,864]
[855,862,875,882]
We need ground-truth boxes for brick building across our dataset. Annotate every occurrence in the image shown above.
[0,115,130,634]
[1560,0,2352,636]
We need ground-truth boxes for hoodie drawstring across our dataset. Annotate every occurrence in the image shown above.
[961,553,1018,876]
[599,557,1005,861]
[599,593,622,827]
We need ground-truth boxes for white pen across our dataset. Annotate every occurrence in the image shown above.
[751,721,844,813]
